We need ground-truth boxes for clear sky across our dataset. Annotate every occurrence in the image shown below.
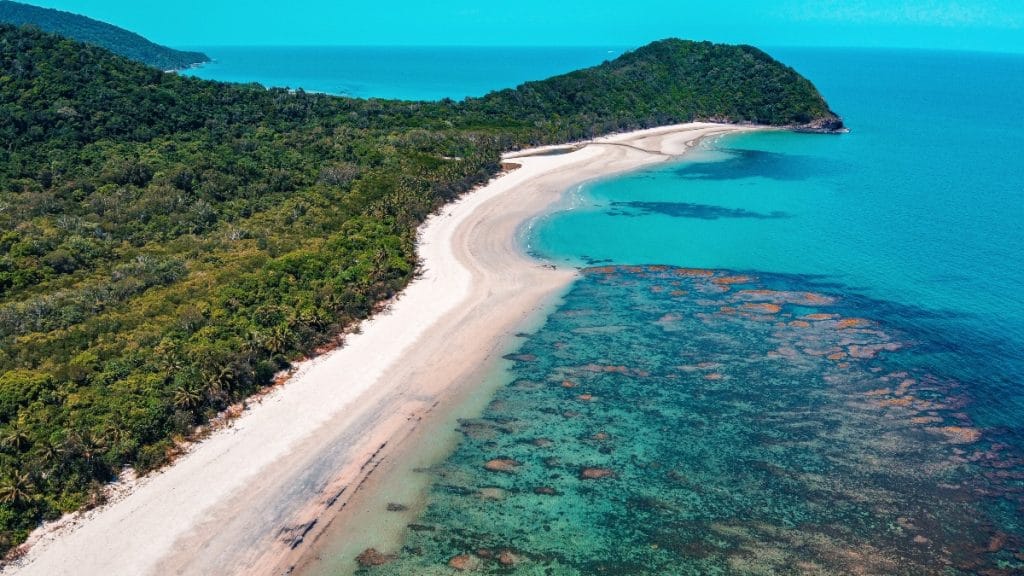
[20,0,1024,53]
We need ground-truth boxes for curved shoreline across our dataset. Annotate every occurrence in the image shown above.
[6,122,754,576]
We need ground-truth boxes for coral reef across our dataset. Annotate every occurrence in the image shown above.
[361,266,1023,575]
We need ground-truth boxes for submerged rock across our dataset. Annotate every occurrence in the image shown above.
[483,458,521,473]
[712,275,754,285]
[355,548,395,567]
[836,318,870,329]
[448,554,480,571]
[986,532,1008,553]
[930,426,983,444]
[498,549,520,566]
[674,268,715,277]
[477,487,506,500]
[742,302,782,314]
[580,467,615,480]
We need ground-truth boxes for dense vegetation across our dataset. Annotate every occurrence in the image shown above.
[0,1,208,69]
[459,39,844,135]
[0,24,841,553]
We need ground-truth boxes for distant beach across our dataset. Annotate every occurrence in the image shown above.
[7,123,752,576]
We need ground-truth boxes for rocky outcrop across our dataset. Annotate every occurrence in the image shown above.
[793,114,849,134]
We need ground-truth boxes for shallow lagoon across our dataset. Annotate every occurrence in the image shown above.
[361,267,1022,574]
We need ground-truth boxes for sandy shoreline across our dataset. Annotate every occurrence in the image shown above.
[5,122,754,576]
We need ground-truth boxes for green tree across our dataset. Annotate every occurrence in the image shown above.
[0,472,35,505]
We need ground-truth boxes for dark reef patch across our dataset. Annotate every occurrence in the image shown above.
[675,148,829,181]
[608,201,790,220]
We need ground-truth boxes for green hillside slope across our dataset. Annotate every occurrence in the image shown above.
[0,0,208,69]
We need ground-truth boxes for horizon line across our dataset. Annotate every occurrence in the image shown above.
[174,43,1024,57]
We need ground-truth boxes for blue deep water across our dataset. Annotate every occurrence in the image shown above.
[181,46,624,100]
[280,47,1024,574]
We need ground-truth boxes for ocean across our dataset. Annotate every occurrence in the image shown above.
[188,47,1024,573]
[181,46,624,100]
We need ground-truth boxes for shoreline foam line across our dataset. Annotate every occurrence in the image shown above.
[6,122,755,576]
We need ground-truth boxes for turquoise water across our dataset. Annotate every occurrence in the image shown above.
[181,46,624,100]
[533,49,1024,355]
[531,48,1024,427]
[345,49,1024,574]
[365,267,1023,574]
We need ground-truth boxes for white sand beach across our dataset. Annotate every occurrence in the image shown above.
[6,122,754,576]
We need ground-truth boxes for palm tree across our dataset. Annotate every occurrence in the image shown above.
[242,330,263,361]
[1,421,32,453]
[0,472,35,505]
[100,420,129,448]
[371,247,390,283]
[203,365,235,402]
[265,325,292,356]
[172,384,203,410]
[31,439,68,473]
[73,430,107,466]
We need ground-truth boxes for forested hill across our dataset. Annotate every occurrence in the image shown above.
[461,38,844,135]
[0,0,208,69]
[0,25,841,554]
